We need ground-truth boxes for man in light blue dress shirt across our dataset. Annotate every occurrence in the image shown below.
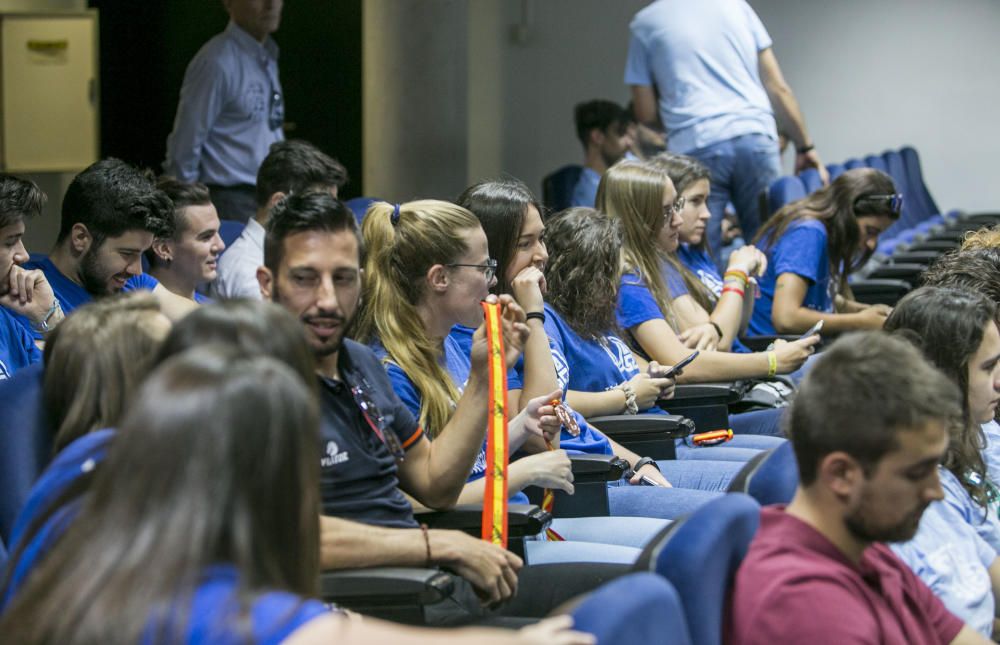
[164,0,286,224]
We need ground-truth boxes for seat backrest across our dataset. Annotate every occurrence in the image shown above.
[826,163,846,181]
[542,164,583,213]
[798,168,822,194]
[0,363,51,544]
[634,493,761,645]
[569,572,692,645]
[843,157,865,170]
[766,175,806,216]
[901,146,942,219]
[217,219,247,254]
[345,197,380,226]
[864,154,888,174]
[728,442,798,505]
[880,149,918,233]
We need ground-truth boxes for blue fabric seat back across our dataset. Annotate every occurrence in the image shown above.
[635,493,761,645]
[879,149,920,238]
[345,197,380,226]
[767,175,806,216]
[0,534,7,572]
[843,157,865,170]
[798,168,822,194]
[826,163,846,181]
[218,219,246,254]
[542,164,583,213]
[737,442,798,506]
[0,363,50,545]
[901,146,942,219]
[570,572,692,645]
[863,154,888,174]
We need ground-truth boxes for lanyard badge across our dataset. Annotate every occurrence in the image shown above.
[349,377,405,461]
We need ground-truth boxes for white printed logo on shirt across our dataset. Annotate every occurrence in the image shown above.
[320,440,349,468]
[600,336,639,379]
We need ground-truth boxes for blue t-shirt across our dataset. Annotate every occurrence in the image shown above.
[891,494,996,638]
[661,260,688,298]
[749,219,833,336]
[24,256,160,316]
[193,291,212,304]
[616,270,669,334]
[677,244,724,297]
[570,167,601,208]
[449,323,614,457]
[982,420,1000,485]
[159,565,331,645]
[624,0,776,153]
[545,303,666,417]
[371,335,529,505]
[0,306,41,379]
[3,429,115,610]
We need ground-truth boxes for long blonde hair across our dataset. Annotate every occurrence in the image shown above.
[355,200,481,436]
[596,159,679,330]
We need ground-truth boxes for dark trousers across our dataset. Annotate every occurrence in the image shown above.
[207,184,258,224]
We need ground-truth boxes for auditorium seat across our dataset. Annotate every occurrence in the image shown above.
[0,364,50,546]
[542,164,583,213]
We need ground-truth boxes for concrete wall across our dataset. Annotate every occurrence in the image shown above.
[364,0,1000,213]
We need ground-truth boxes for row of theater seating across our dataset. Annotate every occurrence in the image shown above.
[766,146,1000,305]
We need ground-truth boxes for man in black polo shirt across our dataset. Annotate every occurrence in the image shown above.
[258,191,538,608]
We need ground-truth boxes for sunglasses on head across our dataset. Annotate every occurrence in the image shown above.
[853,193,903,216]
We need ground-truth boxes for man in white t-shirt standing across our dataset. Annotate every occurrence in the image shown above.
[625,0,827,267]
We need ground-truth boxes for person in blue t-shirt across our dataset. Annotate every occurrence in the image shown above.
[146,177,226,304]
[569,100,633,209]
[749,167,901,336]
[24,158,201,321]
[458,178,762,493]
[597,159,817,393]
[649,153,772,353]
[0,175,65,378]
[0,348,592,644]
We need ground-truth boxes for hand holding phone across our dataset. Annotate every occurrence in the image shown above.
[659,350,700,379]
[799,320,824,340]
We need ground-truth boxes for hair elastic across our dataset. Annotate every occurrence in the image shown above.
[391,203,401,225]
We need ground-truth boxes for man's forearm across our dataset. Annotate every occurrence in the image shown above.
[319,515,431,570]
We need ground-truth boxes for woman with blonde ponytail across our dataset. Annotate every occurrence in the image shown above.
[357,200,674,561]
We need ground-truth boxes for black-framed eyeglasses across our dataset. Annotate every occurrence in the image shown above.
[854,193,903,216]
[663,196,687,220]
[446,258,497,282]
[269,90,284,131]
[349,376,405,461]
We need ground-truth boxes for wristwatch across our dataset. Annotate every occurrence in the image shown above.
[30,300,61,334]
[633,456,661,473]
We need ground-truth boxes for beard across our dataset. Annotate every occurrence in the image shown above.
[844,489,928,544]
[78,247,116,296]
[272,281,353,359]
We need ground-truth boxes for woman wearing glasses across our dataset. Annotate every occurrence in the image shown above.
[748,167,902,335]
[597,160,817,401]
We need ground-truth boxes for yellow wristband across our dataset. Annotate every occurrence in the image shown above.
[767,351,778,378]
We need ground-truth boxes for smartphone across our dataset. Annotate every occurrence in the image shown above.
[798,320,824,340]
[660,350,700,378]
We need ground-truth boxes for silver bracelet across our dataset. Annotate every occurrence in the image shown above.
[618,382,639,415]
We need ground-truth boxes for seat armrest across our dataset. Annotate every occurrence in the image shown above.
[587,414,693,440]
[416,503,550,537]
[738,335,797,352]
[320,567,455,602]
[849,279,912,306]
[668,383,744,406]
[568,453,628,482]
[865,263,922,284]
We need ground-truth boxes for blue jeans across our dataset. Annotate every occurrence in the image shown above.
[549,516,671,549]
[688,133,782,269]
[609,485,722,520]
[730,407,785,436]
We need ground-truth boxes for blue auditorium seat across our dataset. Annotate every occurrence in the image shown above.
[901,146,942,220]
[570,573,692,644]
[728,442,798,506]
[542,164,583,213]
[218,219,246,251]
[766,175,807,216]
[346,197,380,225]
[798,168,822,193]
[863,154,888,174]
[634,493,760,645]
[826,163,846,180]
[843,157,865,170]
[0,364,50,545]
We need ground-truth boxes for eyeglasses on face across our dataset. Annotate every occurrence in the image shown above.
[446,258,498,282]
[663,196,687,220]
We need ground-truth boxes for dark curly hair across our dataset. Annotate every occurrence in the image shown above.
[544,207,623,340]
[884,286,999,509]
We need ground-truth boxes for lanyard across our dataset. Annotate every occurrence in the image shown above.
[481,301,509,548]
